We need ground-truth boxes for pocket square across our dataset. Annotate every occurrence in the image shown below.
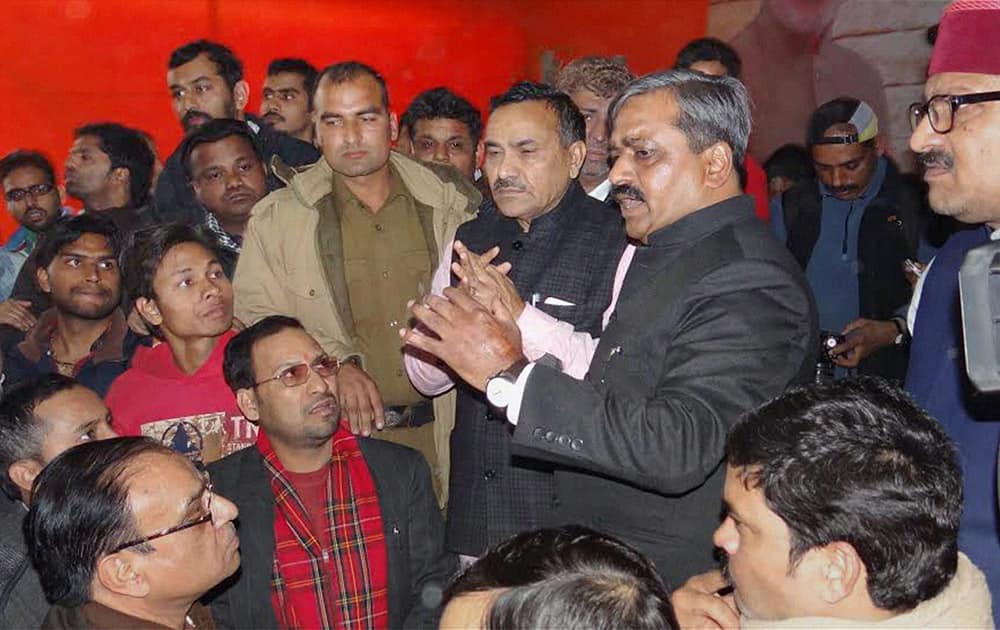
[543,296,576,306]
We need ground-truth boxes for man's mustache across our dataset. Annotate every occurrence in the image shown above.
[830,186,859,196]
[611,183,646,203]
[493,177,527,193]
[181,109,211,130]
[918,150,955,171]
[263,110,285,123]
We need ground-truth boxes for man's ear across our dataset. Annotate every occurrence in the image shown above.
[567,140,587,179]
[389,112,399,143]
[703,142,735,190]
[874,135,887,156]
[8,459,42,498]
[36,266,52,295]
[475,140,485,168]
[236,388,261,422]
[135,296,163,329]
[233,80,250,114]
[818,541,864,605]
[96,553,150,598]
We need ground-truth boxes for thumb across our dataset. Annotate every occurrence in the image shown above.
[841,319,867,334]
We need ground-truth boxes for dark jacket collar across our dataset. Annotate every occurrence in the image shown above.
[645,194,755,249]
[16,308,128,364]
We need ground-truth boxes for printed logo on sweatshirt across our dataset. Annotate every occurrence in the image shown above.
[140,412,258,463]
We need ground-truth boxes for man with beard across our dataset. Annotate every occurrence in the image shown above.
[670,378,993,629]
[905,0,1000,608]
[157,40,320,225]
[205,316,455,629]
[106,224,255,463]
[0,151,64,301]
[553,56,634,202]
[402,69,816,586]
[404,81,625,561]
[260,58,318,144]
[0,374,118,629]
[771,99,922,382]
[180,118,269,274]
[2,215,130,397]
[234,61,481,504]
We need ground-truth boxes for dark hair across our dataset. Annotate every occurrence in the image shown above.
[806,97,875,149]
[675,37,743,79]
[25,437,173,606]
[314,61,388,110]
[764,143,815,183]
[168,39,243,90]
[401,87,483,147]
[267,58,319,110]
[554,56,635,100]
[120,223,223,337]
[610,69,751,168]
[0,150,56,185]
[0,374,79,498]
[33,213,122,271]
[444,526,678,630]
[489,82,586,147]
[726,377,962,611]
[179,118,263,182]
[74,123,155,208]
[223,315,305,392]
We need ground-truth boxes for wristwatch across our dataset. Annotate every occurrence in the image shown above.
[486,357,529,408]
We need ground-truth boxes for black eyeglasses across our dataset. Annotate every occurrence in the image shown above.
[4,182,55,203]
[908,91,1000,134]
[110,470,214,554]
[253,355,340,388]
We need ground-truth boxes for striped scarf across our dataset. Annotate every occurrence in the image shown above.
[258,430,388,629]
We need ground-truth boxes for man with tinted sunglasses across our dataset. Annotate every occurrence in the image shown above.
[905,0,1000,610]
[206,316,456,629]
[26,437,239,629]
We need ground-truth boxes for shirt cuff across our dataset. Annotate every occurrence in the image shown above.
[517,304,561,361]
[505,362,537,425]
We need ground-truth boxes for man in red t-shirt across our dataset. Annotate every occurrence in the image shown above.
[106,224,255,462]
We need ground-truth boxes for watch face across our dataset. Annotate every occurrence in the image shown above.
[486,377,510,408]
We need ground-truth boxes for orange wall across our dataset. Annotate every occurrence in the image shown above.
[0,0,707,242]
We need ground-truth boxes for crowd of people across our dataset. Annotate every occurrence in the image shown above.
[0,0,998,628]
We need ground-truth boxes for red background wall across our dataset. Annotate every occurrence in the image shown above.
[0,0,708,241]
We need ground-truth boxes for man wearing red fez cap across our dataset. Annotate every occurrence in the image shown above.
[907,0,1000,612]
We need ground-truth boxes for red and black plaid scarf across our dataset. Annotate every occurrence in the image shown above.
[258,429,389,629]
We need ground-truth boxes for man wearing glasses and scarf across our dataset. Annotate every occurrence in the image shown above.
[206,316,455,629]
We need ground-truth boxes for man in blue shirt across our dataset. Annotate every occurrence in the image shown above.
[772,98,921,381]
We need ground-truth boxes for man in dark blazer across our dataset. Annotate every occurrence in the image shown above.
[206,316,456,629]
[403,69,817,589]
[404,81,625,561]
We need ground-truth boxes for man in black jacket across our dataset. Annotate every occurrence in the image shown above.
[157,40,319,224]
[404,82,625,561]
[773,98,922,381]
[0,374,117,629]
[207,316,456,629]
[403,69,816,588]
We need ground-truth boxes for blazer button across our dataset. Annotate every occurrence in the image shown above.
[483,469,496,480]
[544,431,556,443]
[557,435,570,447]
[570,438,583,451]
[533,427,546,439]
[308,289,315,296]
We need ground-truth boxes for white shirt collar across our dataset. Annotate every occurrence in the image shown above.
[588,178,612,201]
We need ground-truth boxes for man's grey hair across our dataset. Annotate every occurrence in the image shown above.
[609,69,752,167]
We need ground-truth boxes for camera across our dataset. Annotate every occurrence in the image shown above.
[815,330,846,384]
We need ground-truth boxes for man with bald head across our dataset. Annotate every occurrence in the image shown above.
[905,0,1000,607]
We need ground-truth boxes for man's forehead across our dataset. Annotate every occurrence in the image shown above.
[2,165,49,188]
[265,72,306,90]
[926,71,1000,96]
[486,101,560,139]
[414,117,473,140]
[72,135,103,152]
[610,91,678,140]
[254,328,321,367]
[57,234,113,256]
[316,75,385,109]
[192,135,257,165]
[127,452,199,515]
[169,53,222,81]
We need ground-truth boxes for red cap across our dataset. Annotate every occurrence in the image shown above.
[929,0,1000,76]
